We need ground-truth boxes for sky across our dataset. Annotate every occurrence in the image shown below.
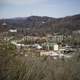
[0,0,80,19]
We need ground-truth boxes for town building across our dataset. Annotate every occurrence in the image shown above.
[47,35,64,43]
[9,29,17,33]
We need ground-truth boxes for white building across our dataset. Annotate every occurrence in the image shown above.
[9,29,17,33]
[40,51,59,57]
[53,44,59,51]
[32,44,42,49]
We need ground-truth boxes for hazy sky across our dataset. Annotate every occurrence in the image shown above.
[0,0,80,18]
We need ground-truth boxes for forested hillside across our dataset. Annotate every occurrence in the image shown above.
[0,14,80,35]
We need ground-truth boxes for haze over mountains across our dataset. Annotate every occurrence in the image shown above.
[0,14,80,35]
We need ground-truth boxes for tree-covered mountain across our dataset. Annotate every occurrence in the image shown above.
[0,14,80,35]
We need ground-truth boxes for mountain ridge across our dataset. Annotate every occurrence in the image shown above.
[0,14,80,35]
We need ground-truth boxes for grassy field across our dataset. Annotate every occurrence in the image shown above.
[0,42,80,80]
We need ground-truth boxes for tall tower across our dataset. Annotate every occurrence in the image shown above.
[1,20,7,32]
